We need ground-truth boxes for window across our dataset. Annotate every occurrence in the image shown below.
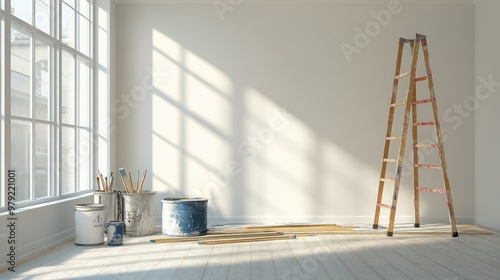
[2,0,95,207]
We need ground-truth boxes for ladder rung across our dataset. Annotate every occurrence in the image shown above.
[414,122,435,126]
[383,158,397,163]
[416,187,446,194]
[381,178,395,183]
[395,72,410,79]
[391,101,406,107]
[386,136,401,140]
[414,164,442,169]
[377,203,393,209]
[415,76,428,82]
[413,144,439,148]
[412,99,432,105]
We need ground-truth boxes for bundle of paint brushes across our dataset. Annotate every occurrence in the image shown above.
[96,170,114,192]
[118,168,147,193]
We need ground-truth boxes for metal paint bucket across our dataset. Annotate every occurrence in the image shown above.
[94,191,119,228]
[74,204,105,246]
[162,198,208,236]
[122,191,156,236]
[107,221,124,246]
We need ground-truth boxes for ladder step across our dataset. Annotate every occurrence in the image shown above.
[416,187,446,194]
[415,76,428,82]
[383,158,397,163]
[377,203,392,209]
[386,136,401,141]
[414,122,435,126]
[414,164,442,169]
[413,143,439,148]
[395,72,410,79]
[412,99,432,105]
[390,101,406,107]
[380,178,395,183]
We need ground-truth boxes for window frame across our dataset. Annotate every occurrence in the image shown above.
[1,0,96,210]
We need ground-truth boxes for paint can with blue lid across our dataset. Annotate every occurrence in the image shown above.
[107,221,124,246]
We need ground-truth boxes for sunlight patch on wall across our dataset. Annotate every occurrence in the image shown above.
[152,95,181,192]
[151,29,233,197]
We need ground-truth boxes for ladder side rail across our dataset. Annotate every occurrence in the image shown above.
[419,34,458,237]
[373,38,407,229]
[387,37,421,237]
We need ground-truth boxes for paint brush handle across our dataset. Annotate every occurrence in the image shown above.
[96,177,101,191]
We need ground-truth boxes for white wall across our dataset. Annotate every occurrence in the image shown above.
[475,0,500,230]
[116,2,475,225]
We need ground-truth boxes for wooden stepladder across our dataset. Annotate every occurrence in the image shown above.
[372,34,458,237]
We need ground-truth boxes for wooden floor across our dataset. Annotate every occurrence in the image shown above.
[2,229,500,280]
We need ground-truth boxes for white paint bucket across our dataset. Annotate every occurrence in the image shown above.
[74,204,105,246]
[122,191,156,236]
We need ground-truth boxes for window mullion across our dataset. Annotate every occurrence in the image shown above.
[30,30,35,200]
[57,0,62,196]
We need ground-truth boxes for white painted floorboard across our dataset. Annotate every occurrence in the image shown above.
[2,233,500,280]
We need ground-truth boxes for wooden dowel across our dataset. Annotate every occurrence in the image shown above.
[198,234,296,245]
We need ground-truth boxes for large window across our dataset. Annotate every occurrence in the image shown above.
[2,0,95,207]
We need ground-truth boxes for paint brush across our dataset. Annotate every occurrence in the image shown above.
[96,177,101,192]
[138,169,147,193]
[98,169,107,192]
[110,172,114,190]
[128,171,134,193]
[109,175,114,191]
[119,168,132,193]
[136,170,140,194]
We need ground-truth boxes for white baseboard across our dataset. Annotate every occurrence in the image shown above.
[474,217,500,231]
[155,215,475,227]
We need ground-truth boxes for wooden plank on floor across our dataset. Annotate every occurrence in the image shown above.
[346,235,410,280]
[406,236,495,280]
[302,236,357,280]
[319,235,383,280]
[268,239,304,280]
[90,243,146,280]
[393,236,467,280]
[286,237,331,280]
[150,232,283,243]
[48,245,109,279]
[426,236,500,279]
[120,242,175,280]
[356,235,438,280]
[169,242,213,280]
[227,242,251,280]
[144,241,194,280]
[250,241,276,280]
[9,241,81,276]
[201,243,233,280]
[198,235,295,245]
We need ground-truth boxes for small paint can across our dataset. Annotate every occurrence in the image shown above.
[107,221,124,246]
